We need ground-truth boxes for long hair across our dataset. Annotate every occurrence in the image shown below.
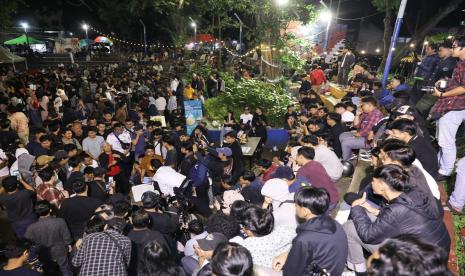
[138,240,182,276]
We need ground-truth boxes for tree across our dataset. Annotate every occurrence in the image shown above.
[371,0,400,73]
[0,0,22,26]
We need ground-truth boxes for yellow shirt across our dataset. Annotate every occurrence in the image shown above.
[184,87,194,100]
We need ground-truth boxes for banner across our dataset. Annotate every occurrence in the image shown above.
[184,100,203,135]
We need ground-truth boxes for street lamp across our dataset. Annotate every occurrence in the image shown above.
[234,13,244,54]
[20,22,29,45]
[189,17,197,46]
[82,23,89,39]
[375,48,381,53]
[361,50,366,54]
[319,10,332,53]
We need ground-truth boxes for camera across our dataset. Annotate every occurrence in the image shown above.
[421,79,448,94]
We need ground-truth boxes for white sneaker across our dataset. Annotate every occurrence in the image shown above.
[341,271,356,276]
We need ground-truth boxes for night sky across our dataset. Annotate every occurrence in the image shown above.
[10,0,465,40]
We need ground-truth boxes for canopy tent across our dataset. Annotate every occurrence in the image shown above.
[4,34,45,45]
[191,34,215,43]
[0,46,27,71]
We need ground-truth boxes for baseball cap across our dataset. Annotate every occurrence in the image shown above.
[216,147,232,157]
[271,166,294,180]
[36,155,54,166]
[197,232,228,251]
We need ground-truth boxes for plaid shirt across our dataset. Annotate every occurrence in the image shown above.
[430,59,465,118]
[72,230,131,276]
[358,109,383,138]
[36,183,65,208]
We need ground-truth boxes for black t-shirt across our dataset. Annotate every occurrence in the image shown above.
[164,149,177,168]
[128,228,173,272]
[0,190,36,222]
[59,196,102,240]
[64,171,84,194]
[146,211,177,236]
[0,130,19,149]
[409,135,439,180]
[0,266,38,276]
[87,180,108,202]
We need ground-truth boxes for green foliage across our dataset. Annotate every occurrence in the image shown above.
[454,215,465,274]
[371,0,401,12]
[427,33,450,44]
[278,50,306,74]
[204,78,293,127]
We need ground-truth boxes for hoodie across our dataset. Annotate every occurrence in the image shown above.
[351,189,450,253]
[261,179,297,228]
[283,216,348,276]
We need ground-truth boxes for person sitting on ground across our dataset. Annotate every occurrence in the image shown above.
[301,135,343,181]
[211,242,254,276]
[229,205,296,268]
[343,164,450,275]
[139,240,185,276]
[272,187,348,276]
[261,177,298,229]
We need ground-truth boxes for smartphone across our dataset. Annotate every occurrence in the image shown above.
[106,177,114,190]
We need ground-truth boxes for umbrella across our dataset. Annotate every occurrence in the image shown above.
[94,36,113,45]
[79,39,93,48]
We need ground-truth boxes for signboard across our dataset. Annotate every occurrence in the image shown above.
[54,38,80,54]
[184,100,203,135]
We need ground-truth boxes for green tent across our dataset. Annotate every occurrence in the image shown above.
[4,34,44,45]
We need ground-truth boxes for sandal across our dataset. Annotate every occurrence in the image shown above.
[444,201,465,215]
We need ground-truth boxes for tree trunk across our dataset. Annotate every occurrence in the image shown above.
[389,0,464,69]
[378,0,393,74]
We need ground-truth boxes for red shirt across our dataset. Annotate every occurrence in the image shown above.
[310,69,327,86]
[263,163,278,182]
[297,160,339,204]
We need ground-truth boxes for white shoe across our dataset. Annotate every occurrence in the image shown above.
[341,271,356,276]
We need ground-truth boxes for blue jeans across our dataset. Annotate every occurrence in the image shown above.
[437,109,465,176]
[449,157,465,209]
[339,131,368,161]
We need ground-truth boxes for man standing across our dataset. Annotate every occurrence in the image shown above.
[338,46,355,86]
[25,201,73,276]
[272,187,347,276]
[411,43,440,105]
[416,41,458,117]
[224,131,244,183]
[431,36,465,181]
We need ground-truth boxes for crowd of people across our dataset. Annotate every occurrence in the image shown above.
[0,35,464,276]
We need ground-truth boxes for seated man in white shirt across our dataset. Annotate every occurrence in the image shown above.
[334,102,355,124]
[301,135,343,182]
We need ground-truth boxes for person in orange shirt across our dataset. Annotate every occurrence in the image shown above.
[139,146,164,178]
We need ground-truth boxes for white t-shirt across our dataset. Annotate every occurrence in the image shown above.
[155,97,167,111]
[341,110,355,123]
[152,166,186,196]
[0,149,9,177]
[314,145,344,181]
[240,113,254,125]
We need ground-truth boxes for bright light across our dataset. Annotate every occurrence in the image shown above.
[391,47,396,51]
[82,24,88,30]
[275,0,289,7]
[423,41,429,45]
[299,24,313,36]
[319,10,332,22]
[448,35,453,39]
[69,32,73,36]
[409,43,415,48]
[361,50,366,54]
[375,48,381,53]
[20,22,29,30]
[190,22,196,28]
